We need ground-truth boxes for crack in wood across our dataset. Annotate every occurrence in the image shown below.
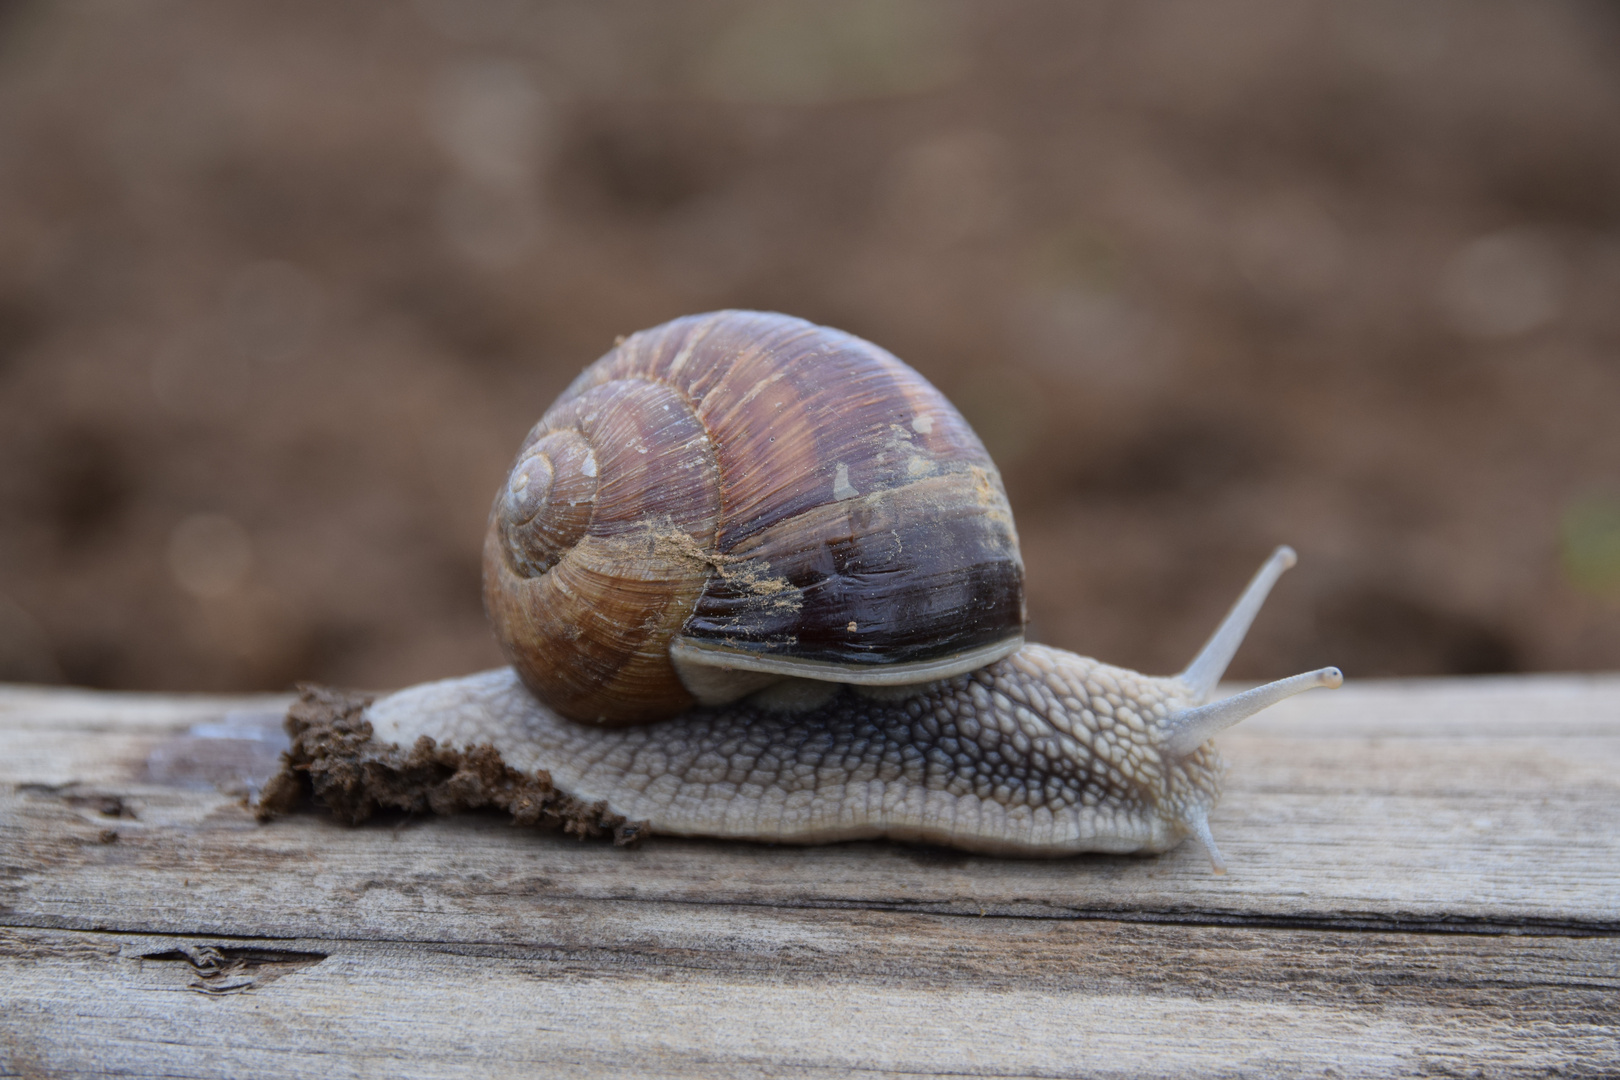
[138,943,327,995]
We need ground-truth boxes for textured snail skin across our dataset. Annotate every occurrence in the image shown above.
[364,644,1224,860]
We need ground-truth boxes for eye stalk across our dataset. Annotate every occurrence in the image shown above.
[1159,546,1344,756]
[1178,545,1298,702]
[1164,666,1344,759]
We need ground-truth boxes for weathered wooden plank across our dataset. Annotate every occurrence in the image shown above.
[3,678,1617,937]
[3,916,1615,1080]
[2,678,1617,1078]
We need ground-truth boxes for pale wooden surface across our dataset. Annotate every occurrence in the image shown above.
[1,675,1617,1078]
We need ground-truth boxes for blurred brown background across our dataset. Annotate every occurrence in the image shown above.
[1,0,1617,693]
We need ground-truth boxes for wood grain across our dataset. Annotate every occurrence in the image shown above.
[2,676,1617,1078]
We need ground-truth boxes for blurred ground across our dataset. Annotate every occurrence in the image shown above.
[0,0,1617,693]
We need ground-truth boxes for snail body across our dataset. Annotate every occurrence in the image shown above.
[268,311,1340,872]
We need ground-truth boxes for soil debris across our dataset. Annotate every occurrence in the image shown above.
[256,684,646,846]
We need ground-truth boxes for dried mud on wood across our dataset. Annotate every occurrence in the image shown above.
[257,684,646,846]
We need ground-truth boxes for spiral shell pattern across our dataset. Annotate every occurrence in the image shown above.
[485,311,1025,725]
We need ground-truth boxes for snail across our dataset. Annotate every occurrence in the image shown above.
[261,310,1341,873]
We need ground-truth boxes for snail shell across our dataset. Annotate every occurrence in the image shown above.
[484,310,1026,726]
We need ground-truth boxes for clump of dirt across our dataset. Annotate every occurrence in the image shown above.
[257,684,646,846]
